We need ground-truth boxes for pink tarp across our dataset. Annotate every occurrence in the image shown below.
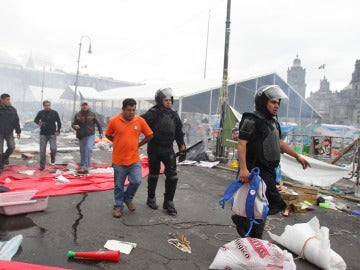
[0,158,161,198]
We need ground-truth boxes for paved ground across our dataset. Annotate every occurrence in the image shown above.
[0,138,359,270]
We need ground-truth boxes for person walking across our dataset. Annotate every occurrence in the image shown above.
[141,88,186,216]
[0,93,21,173]
[72,100,103,175]
[34,100,61,170]
[233,85,311,239]
[105,98,153,218]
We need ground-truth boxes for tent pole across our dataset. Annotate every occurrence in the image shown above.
[216,0,232,159]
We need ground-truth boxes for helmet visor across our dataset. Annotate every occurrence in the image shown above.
[261,85,288,101]
[160,88,173,99]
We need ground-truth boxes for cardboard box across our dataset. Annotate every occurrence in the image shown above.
[291,184,319,203]
[280,186,299,206]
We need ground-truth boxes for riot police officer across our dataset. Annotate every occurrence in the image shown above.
[141,88,186,216]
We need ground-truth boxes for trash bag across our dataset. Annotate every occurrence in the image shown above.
[209,237,296,270]
[268,216,346,270]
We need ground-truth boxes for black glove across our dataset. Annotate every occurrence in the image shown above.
[178,151,186,163]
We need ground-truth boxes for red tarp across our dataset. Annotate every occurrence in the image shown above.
[0,158,160,198]
[0,260,72,270]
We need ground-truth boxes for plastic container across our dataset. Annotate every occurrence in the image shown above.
[0,197,48,215]
[0,190,38,204]
[319,202,330,209]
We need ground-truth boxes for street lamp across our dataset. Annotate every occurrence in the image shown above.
[72,35,92,117]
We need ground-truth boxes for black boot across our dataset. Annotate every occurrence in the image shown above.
[163,176,178,216]
[231,215,249,238]
[163,199,177,216]
[146,197,158,210]
[147,175,159,209]
[249,220,265,239]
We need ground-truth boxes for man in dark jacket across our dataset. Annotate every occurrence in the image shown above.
[72,101,103,175]
[141,88,186,216]
[34,100,62,170]
[0,93,21,173]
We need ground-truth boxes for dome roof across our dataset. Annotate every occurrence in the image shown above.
[293,55,301,67]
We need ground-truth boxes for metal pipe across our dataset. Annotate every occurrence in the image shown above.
[72,35,92,117]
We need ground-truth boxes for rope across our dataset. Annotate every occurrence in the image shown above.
[121,219,233,229]
[295,236,316,260]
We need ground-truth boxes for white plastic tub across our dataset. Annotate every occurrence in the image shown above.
[0,190,38,204]
[0,197,48,215]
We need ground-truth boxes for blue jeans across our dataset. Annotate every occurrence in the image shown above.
[113,162,142,209]
[79,135,95,169]
[39,135,57,168]
[0,133,16,168]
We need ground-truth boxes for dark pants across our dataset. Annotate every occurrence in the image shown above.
[39,134,57,169]
[259,165,287,215]
[0,133,16,169]
[147,145,178,202]
[231,215,265,239]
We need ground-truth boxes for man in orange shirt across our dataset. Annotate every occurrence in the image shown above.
[105,98,153,218]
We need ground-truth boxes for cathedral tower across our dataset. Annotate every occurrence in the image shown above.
[287,55,306,98]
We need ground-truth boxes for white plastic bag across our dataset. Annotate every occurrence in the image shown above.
[268,216,346,270]
[209,237,296,270]
[0,234,23,260]
[232,180,268,220]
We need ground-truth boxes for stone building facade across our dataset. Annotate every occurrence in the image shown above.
[310,60,360,126]
[288,56,360,127]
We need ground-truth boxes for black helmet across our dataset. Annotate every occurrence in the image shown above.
[155,88,174,106]
[255,85,288,110]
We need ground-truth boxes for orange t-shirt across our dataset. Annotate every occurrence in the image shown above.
[105,113,153,166]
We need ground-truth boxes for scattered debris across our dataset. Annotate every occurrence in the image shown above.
[167,232,191,253]
[104,240,136,255]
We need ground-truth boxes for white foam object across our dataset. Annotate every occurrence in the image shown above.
[104,240,136,255]
[268,216,346,270]
[54,175,70,184]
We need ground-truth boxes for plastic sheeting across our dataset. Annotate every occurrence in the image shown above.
[0,260,71,270]
[280,154,351,187]
[0,158,161,198]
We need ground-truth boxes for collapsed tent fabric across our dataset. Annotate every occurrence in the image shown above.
[280,153,351,187]
[268,216,346,270]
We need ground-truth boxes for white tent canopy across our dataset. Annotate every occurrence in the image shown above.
[27,85,66,103]
[69,86,106,101]
[100,79,223,101]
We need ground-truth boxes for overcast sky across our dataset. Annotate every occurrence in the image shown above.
[0,0,359,97]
